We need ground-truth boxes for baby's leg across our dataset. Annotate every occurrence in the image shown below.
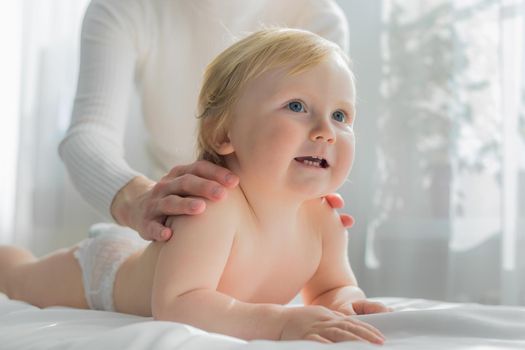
[0,245,88,309]
[0,246,35,294]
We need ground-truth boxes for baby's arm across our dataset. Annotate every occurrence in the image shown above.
[151,198,286,340]
[301,200,389,315]
[152,197,385,344]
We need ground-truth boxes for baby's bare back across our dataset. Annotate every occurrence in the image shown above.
[113,205,323,316]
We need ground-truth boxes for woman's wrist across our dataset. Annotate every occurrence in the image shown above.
[111,175,155,227]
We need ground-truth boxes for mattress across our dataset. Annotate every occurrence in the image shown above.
[1,293,524,349]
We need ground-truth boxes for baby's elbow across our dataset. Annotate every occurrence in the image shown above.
[152,304,165,321]
[152,298,172,321]
[151,296,187,322]
[152,306,175,322]
[153,312,168,321]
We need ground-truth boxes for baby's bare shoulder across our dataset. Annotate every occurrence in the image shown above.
[167,186,243,228]
[305,198,344,231]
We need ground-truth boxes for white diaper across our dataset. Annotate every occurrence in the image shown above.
[73,223,148,311]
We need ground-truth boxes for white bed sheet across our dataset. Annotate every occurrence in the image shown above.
[1,293,524,349]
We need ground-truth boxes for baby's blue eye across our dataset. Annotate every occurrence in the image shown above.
[332,110,347,123]
[288,101,305,113]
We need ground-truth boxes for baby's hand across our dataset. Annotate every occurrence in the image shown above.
[280,305,385,344]
[328,299,392,316]
[350,300,393,315]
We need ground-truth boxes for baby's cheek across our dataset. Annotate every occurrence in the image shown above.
[338,141,355,174]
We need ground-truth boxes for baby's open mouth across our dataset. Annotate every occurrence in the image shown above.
[294,156,329,168]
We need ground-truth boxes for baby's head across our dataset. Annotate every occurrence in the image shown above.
[197,28,356,197]
[197,28,353,164]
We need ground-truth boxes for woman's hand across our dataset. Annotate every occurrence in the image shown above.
[280,305,385,344]
[324,193,354,228]
[330,299,393,316]
[111,160,239,241]
[111,161,352,241]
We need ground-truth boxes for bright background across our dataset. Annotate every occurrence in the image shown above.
[0,0,524,305]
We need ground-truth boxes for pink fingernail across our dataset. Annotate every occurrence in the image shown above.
[190,200,203,210]
[213,187,224,198]
[225,174,237,185]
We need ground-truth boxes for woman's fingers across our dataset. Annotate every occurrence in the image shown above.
[141,160,240,242]
[146,196,207,241]
[129,161,239,241]
[324,193,344,208]
[168,160,239,188]
[324,193,354,229]
[144,220,173,242]
[158,195,206,216]
[161,173,227,202]
[340,214,355,228]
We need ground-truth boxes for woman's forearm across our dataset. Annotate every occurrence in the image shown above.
[59,0,141,219]
[153,289,288,340]
[59,131,142,220]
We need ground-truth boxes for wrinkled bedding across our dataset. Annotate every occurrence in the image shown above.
[1,293,524,349]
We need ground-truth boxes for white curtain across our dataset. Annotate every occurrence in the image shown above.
[342,0,525,306]
[0,3,22,244]
[5,0,149,256]
[9,0,98,256]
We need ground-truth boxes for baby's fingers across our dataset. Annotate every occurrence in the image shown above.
[336,320,385,345]
[317,327,367,344]
[353,300,391,314]
[348,319,386,343]
[304,333,332,344]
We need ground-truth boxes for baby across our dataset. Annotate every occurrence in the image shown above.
[0,28,389,344]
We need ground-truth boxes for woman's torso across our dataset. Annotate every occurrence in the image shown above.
[132,0,344,177]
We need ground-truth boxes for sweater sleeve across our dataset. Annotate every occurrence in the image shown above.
[59,0,142,219]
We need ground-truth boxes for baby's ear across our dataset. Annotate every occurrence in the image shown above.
[215,132,234,155]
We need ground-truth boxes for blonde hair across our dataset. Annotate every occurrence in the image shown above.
[196,28,350,166]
